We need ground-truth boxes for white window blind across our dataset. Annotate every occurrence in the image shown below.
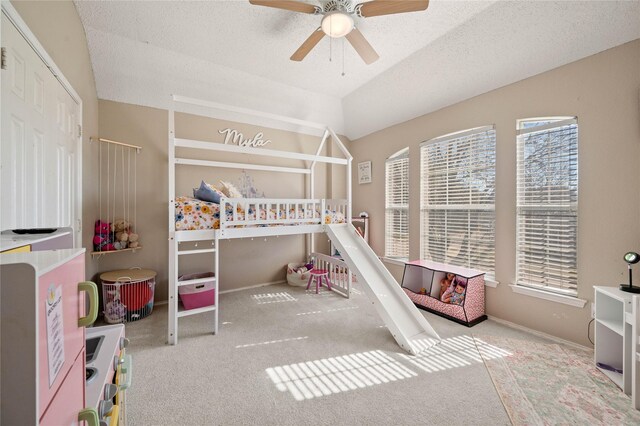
[420,126,496,275]
[385,148,409,259]
[516,118,578,295]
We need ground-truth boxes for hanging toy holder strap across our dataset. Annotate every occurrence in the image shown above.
[92,138,141,255]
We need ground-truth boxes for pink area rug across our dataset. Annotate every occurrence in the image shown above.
[474,335,640,425]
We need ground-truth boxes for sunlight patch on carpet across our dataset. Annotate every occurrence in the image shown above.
[251,291,297,304]
[236,336,308,349]
[296,306,359,316]
[304,290,340,297]
[266,350,417,401]
[400,335,511,373]
[408,337,440,354]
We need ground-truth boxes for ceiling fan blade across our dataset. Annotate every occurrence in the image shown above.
[290,28,325,61]
[345,28,379,65]
[249,0,319,14]
[357,0,429,18]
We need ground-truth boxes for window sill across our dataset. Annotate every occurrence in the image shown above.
[509,284,587,308]
[484,277,499,288]
[380,257,407,266]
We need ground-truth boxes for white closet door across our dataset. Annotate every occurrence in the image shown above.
[1,13,80,231]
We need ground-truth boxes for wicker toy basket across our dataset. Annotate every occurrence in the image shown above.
[100,268,156,323]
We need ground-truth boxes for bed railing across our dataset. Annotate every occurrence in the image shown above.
[325,199,348,221]
[219,198,348,229]
[312,252,354,298]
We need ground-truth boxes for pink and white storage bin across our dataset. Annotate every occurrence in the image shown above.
[286,262,313,287]
[178,272,216,310]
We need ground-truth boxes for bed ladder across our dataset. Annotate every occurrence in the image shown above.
[167,235,219,345]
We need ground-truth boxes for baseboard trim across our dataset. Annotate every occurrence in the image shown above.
[486,315,591,351]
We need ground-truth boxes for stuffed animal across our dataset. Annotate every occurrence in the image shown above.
[125,227,140,248]
[95,220,110,235]
[111,219,130,234]
[90,219,142,250]
[104,298,127,323]
[107,219,141,249]
[93,220,115,251]
[115,231,127,242]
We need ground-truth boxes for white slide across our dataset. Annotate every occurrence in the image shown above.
[326,224,440,355]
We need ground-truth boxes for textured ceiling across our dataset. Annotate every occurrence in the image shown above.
[74,0,640,139]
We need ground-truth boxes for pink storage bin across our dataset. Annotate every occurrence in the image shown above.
[178,272,215,310]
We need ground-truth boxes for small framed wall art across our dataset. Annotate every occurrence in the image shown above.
[358,161,372,184]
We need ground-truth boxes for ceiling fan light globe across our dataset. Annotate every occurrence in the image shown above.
[321,12,354,38]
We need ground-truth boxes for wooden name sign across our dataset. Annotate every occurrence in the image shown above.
[219,128,272,148]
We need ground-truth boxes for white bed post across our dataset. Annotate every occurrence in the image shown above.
[328,129,353,225]
[168,103,178,345]
[214,234,219,335]
[310,129,330,255]
[347,157,352,224]
[309,168,314,256]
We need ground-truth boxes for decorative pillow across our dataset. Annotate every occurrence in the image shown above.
[219,180,243,198]
[193,180,223,203]
[205,183,226,198]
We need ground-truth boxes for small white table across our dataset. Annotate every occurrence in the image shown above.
[593,286,634,395]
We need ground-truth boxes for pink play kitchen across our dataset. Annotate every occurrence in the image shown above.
[1,246,132,425]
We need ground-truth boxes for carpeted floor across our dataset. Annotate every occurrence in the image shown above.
[119,281,632,425]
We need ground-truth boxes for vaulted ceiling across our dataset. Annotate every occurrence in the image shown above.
[75,0,640,139]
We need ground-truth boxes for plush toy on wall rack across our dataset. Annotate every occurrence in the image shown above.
[93,219,141,251]
[110,219,140,250]
[93,220,115,251]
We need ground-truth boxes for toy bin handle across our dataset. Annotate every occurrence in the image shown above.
[78,281,98,327]
[78,408,99,426]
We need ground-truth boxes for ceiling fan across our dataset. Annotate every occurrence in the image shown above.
[249,0,430,65]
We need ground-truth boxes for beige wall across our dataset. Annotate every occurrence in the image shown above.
[6,1,349,303]
[96,100,350,301]
[11,0,100,277]
[13,0,638,345]
[350,39,640,346]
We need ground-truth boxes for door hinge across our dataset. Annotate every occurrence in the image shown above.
[77,124,82,138]
[1,47,7,70]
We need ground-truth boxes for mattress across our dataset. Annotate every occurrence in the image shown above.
[174,196,345,231]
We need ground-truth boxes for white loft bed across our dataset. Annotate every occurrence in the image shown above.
[168,95,353,344]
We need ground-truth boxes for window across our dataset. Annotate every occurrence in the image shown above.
[516,117,578,295]
[420,126,496,275]
[385,148,409,259]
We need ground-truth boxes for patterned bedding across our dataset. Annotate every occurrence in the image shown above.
[175,196,346,231]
